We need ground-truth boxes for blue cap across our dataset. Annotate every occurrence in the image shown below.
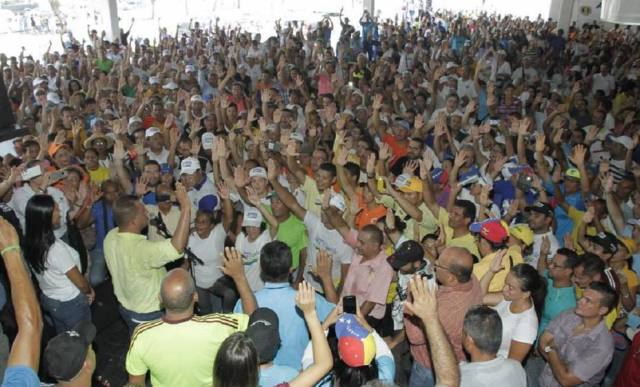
[458,166,481,185]
[160,163,173,174]
[198,195,219,212]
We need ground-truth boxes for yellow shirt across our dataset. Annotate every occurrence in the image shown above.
[302,175,322,216]
[87,166,110,186]
[567,207,600,254]
[438,208,480,257]
[473,245,525,292]
[126,314,249,387]
[104,228,182,313]
[377,195,439,241]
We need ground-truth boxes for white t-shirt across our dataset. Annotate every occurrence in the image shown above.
[10,185,69,239]
[303,212,353,292]
[35,239,82,301]
[189,223,226,288]
[493,300,538,358]
[145,148,170,164]
[235,229,271,292]
[527,231,559,268]
[459,357,526,387]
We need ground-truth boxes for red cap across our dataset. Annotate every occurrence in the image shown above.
[472,219,508,244]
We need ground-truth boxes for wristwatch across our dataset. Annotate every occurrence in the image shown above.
[544,345,555,354]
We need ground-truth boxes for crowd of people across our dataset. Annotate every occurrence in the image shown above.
[0,5,639,387]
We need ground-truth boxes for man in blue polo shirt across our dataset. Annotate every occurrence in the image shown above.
[234,241,334,369]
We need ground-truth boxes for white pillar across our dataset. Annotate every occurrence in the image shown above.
[105,0,120,43]
[363,0,375,15]
[549,0,574,32]
[601,0,640,24]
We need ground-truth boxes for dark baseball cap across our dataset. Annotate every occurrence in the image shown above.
[387,240,425,270]
[44,321,96,381]
[246,308,281,364]
[526,202,554,218]
[588,232,619,254]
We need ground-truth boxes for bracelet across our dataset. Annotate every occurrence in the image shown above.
[1,245,20,255]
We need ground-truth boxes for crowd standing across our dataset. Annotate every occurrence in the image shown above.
[0,5,639,387]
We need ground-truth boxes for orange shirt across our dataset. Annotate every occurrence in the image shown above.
[382,134,408,166]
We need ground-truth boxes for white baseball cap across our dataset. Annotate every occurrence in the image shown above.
[145,127,161,138]
[180,157,201,175]
[242,206,264,227]
[249,166,267,179]
[162,81,178,90]
[329,193,346,213]
[201,132,215,150]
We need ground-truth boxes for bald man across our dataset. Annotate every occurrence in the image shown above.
[404,247,483,387]
[126,249,256,387]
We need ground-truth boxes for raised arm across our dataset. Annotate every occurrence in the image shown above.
[267,159,306,220]
[290,282,333,387]
[246,187,279,238]
[480,250,507,306]
[0,218,42,371]
[221,247,257,315]
[170,183,192,253]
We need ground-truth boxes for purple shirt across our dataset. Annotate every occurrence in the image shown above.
[539,309,613,387]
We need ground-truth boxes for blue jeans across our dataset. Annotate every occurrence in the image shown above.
[40,292,91,334]
[89,248,107,287]
[118,305,162,336]
[409,361,435,387]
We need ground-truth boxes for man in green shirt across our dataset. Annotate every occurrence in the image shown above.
[270,192,308,285]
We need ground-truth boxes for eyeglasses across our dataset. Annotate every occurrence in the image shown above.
[433,261,452,273]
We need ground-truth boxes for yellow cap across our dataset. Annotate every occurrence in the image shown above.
[398,176,423,193]
[509,224,534,246]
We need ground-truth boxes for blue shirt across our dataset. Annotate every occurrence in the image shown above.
[1,366,40,387]
[538,273,576,337]
[234,282,334,369]
[259,364,299,387]
[91,200,116,250]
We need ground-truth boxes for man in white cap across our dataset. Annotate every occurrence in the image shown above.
[145,127,170,164]
[267,160,353,297]
[179,157,218,217]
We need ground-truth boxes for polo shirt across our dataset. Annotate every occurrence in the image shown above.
[301,176,322,216]
[437,208,480,257]
[275,215,308,270]
[538,273,576,337]
[340,230,393,319]
[234,282,334,369]
[473,245,524,292]
[1,366,40,387]
[460,357,526,387]
[539,309,613,386]
[104,228,181,313]
[126,313,248,387]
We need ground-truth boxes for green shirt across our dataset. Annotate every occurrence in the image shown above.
[121,84,136,98]
[104,228,181,313]
[275,215,308,269]
[96,58,113,73]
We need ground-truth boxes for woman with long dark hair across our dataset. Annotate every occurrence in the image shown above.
[481,250,546,363]
[23,194,94,333]
[213,282,333,387]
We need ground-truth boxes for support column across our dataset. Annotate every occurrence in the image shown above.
[105,0,120,43]
[549,0,574,32]
[363,0,375,15]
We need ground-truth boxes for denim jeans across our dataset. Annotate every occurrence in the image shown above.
[89,248,107,287]
[409,360,435,387]
[118,305,162,336]
[196,286,223,315]
[525,354,545,387]
[40,292,92,334]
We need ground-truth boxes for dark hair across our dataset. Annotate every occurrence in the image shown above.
[260,241,292,283]
[343,162,360,179]
[577,253,605,277]
[319,162,337,179]
[213,332,259,387]
[556,248,580,269]
[362,224,383,246]
[454,199,476,224]
[326,325,379,386]
[448,261,473,283]
[463,306,502,354]
[143,159,161,171]
[23,195,56,274]
[511,264,547,319]
[113,195,140,227]
[589,282,619,314]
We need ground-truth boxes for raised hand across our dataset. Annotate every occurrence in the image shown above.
[403,275,438,321]
[582,206,595,224]
[134,176,149,196]
[233,166,248,188]
[266,158,277,181]
[535,133,546,153]
[174,182,190,208]
[217,181,230,200]
[403,159,419,177]
[336,147,349,166]
[245,186,261,206]
[490,249,508,273]
[569,144,586,167]
[372,94,383,110]
[313,250,333,282]
[453,151,467,168]
[221,246,245,280]
[379,142,392,161]
[366,153,376,175]
[295,281,317,315]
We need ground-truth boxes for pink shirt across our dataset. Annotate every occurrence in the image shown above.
[340,230,393,319]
